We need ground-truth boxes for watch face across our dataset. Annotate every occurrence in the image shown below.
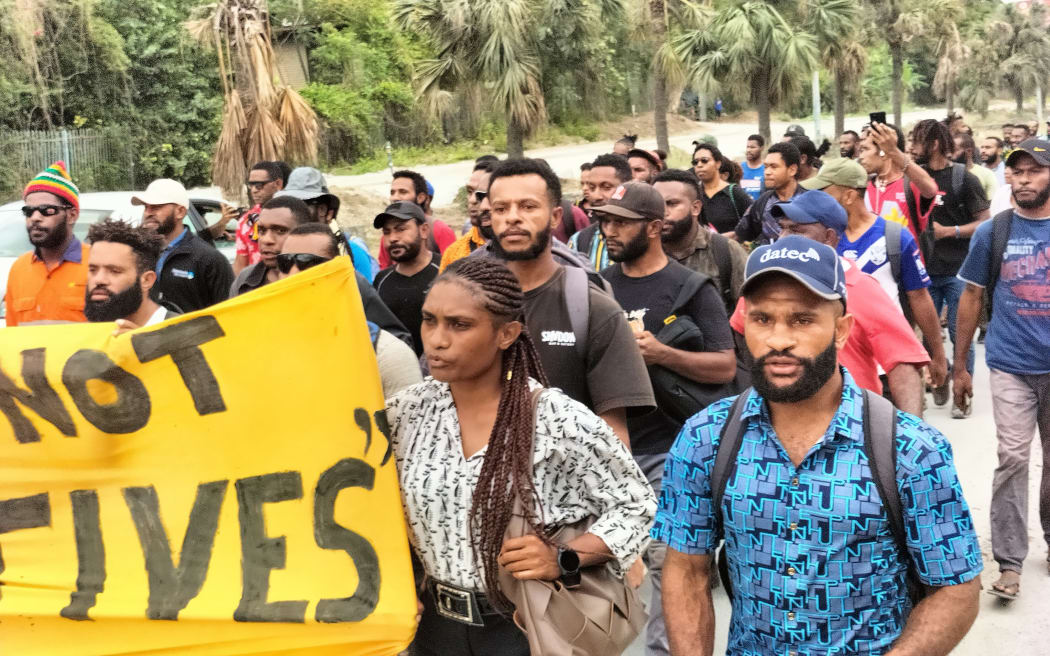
[559,548,581,572]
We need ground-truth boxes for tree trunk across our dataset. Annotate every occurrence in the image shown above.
[506,114,525,159]
[834,67,845,137]
[811,69,822,141]
[1014,85,1025,113]
[698,90,708,121]
[946,85,954,116]
[653,72,669,153]
[891,40,904,127]
[755,68,771,144]
[651,0,669,153]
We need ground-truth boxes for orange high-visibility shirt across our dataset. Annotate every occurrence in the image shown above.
[4,239,89,326]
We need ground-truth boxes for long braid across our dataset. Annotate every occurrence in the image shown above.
[912,118,954,160]
[436,258,551,609]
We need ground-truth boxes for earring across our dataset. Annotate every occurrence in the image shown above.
[879,151,885,157]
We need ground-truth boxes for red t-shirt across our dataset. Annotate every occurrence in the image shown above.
[730,258,929,394]
[378,218,456,269]
[865,178,927,243]
[235,204,262,265]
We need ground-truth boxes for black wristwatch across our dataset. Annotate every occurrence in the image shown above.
[557,546,582,588]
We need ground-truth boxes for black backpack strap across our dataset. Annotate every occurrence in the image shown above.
[668,271,713,318]
[709,233,733,309]
[711,390,751,600]
[883,220,912,320]
[861,389,924,600]
[563,266,591,362]
[950,162,966,203]
[986,210,1013,319]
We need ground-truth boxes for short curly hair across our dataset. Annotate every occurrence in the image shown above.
[86,219,164,275]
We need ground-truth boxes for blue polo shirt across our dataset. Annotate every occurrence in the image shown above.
[653,371,982,655]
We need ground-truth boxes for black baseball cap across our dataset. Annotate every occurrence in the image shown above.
[591,181,665,221]
[626,148,662,170]
[373,201,425,229]
[1005,138,1050,167]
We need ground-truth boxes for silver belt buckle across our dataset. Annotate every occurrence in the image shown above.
[434,582,482,626]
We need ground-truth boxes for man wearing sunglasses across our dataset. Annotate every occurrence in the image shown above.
[232,161,289,275]
[5,161,88,326]
[440,160,496,272]
[277,223,423,398]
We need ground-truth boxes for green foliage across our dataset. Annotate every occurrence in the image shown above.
[860,43,922,110]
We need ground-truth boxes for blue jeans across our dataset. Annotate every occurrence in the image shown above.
[928,275,974,375]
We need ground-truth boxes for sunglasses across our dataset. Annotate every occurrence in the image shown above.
[246,179,274,190]
[691,157,712,166]
[473,190,488,203]
[21,204,71,218]
[275,252,332,274]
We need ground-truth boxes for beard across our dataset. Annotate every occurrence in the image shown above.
[388,237,423,263]
[913,150,930,166]
[490,225,551,261]
[1013,183,1050,209]
[661,215,695,244]
[982,153,999,166]
[154,213,178,236]
[28,219,69,249]
[84,279,145,322]
[952,154,969,165]
[477,211,496,240]
[840,147,855,159]
[751,338,838,404]
[607,226,650,263]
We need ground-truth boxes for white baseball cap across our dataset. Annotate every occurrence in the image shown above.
[131,178,189,209]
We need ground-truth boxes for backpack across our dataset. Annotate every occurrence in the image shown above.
[738,189,778,244]
[904,163,967,259]
[710,388,926,605]
[883,220,913,323]
[708,232,734,313]
[985,210,1014,319]
[646,271,741,423]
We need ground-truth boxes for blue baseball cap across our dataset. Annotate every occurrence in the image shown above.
[742,235,847,303]
[770,190,847,235]
[425,180,435,198]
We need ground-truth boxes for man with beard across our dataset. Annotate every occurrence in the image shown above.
[981,136,1006,186]
[5,161,88,325]
[654,169,747,312]
[84,219,174,332]
[858,122,939,241]
[373,201,440,357]
[377,170,456,269]
[598,181,735,656]
[628,148,662,184]
[487,158,655,448]
[440,160,496,271]
[954,139,1050,601]
[953,132,998,202]
[133,178,234,313]
[909,119,989,417]
[657,234,982,656]
[570,154,633,270]
[838,129,860,159]
[728,191,931,416]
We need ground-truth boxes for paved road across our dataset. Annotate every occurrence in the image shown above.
[624,345,1049,655]
[326,108,957,208]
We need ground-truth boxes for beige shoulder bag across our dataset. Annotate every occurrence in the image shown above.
[497,389,647,655]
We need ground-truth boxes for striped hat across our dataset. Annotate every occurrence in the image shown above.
[23,161,80,209]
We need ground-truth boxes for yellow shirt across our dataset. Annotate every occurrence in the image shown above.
[438,227,486,272]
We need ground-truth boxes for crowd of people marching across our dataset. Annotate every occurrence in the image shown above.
[5,111,1050,656]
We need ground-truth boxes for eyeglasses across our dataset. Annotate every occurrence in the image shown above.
[246,179,274,190]
[691,158,712,166]
[473,190,488,203]
[275,252,332,274]
[21,204,71,218]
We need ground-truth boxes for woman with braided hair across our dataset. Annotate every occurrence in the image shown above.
[386,257,655,654]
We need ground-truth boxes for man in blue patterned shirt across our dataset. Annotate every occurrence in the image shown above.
[655,236,982,656]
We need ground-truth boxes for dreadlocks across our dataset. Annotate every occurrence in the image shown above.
[435,257,552,609]
[911,119,954,161]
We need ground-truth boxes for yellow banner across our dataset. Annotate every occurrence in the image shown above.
[0,259,415,655]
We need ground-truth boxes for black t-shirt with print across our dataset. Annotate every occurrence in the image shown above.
[523,267,655,419]
[702,184,754,233]
[602,260,734,454]
[918,165,990,276]
[373,253,440,356]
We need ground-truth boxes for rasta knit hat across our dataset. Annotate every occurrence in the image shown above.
[24,161,80,209]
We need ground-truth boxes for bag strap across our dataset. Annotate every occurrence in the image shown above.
[564,266,591,362]
[710,391,751,527]
[884,219,902,283]
[727,184,740,220]
[950,162,966,204]
[667,271,713,319]
[709,233,733,309]
[986,210,1013,319]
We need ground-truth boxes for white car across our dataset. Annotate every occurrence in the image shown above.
[0,191,237,321]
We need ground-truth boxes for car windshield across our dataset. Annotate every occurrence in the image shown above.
[0,208,121,257]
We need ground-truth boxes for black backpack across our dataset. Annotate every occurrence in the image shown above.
[984,210,1014,319]
[883,220,913,322]
[710,388,926,605]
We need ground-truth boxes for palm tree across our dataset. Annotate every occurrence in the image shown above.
[641,0,710,153]
[993,3,1050,113]
[674,1,817,143]
[799,0,864,138]
[933,23,968,115]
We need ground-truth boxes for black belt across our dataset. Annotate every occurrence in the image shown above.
[426,578,501,627]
